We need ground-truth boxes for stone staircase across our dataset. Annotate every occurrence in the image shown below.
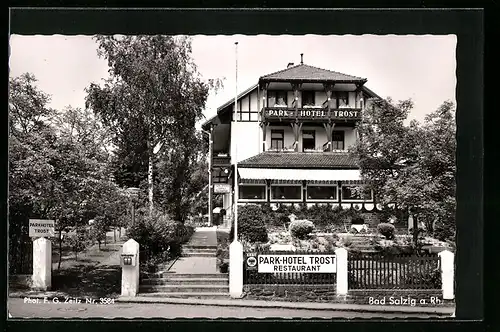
[139,272,229,299]
[183,246,216,257]
[139,227,229,299]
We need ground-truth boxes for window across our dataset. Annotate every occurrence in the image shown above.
[268,91,288,106]
[302,91,315,106]
[236,93,259,122]
[332,131,345,150]
[239,185,266,200]
[302,130,316,151]
[213,168,229,183]
[307,185,337,201]
[341,186,373,201]
[271,185,302,201]
[337,91,349,107]
[271,130,284,150]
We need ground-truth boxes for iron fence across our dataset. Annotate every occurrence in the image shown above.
[348,252,441,289]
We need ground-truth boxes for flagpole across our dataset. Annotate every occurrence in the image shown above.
[233,41,239,242]
[229,40,243,299]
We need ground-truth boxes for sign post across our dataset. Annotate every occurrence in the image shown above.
[256,254,336,273]
[29,219,55,238]
[29,219,55,291]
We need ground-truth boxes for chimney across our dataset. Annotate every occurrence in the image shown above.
[287,62,294,68]
[300,53,304,64]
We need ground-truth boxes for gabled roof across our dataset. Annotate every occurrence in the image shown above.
[259,64,367,83]
[217,84,258,112]
[239,152,359,169]
[362,86,382,99]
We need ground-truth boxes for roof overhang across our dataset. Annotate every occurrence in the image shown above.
[216,84,258,113]
[238,168,361,181]
[259,78,367,85]
[361,86,382,99]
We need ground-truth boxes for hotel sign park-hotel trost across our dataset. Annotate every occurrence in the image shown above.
[248,254,337,273]
[264,108,361,121]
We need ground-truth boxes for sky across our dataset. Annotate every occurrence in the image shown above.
[9,34,457,126]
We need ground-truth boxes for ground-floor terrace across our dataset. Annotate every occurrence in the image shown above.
[211,151,409,230]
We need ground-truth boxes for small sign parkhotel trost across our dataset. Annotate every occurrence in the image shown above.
[29,219,55,237]
[258,254,336,273]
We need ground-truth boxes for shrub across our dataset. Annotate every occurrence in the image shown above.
[229,205,268,243]
[342,236,353,247]
[377,223,396,239]
[433,218,456,242]
[127,209,194,263]
[289,219,315,239]
[351,216,365,225]
[216,238,230,273]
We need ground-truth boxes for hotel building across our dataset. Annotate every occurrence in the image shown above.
[202,55,385,224]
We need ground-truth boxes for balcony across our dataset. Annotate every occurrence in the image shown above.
[213,153,231,166]
[263,106,362,122]
[267,142,346,153]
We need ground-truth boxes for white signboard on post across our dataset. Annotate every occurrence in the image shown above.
[213,183,231,194]
[29,219,55,238]
[258,254,336,273]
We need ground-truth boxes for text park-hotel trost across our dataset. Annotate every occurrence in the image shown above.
[202,55,384,220]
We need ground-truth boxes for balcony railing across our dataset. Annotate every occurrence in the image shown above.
[263,106,362,122]
[267,143,346,153]
[213,154,231,165]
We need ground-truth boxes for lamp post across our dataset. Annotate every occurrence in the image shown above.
[201,128,213,227]
[127,187,140,226]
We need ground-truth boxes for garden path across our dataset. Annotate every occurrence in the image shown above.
[168,226,218,274]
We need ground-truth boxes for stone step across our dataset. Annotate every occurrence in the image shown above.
[183,248,217,252]
[137,292,230,299]
[184,245,217,250]
[142,278,229,286]
[144,273,228,279]
[140,285,229,293]
[182,252,216,257]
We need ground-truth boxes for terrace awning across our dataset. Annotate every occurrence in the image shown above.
[238,168,361,182]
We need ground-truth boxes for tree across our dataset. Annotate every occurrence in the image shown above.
[414,101,456,241]
[156,131,209,222]
[9,73,57,272]
[9,73,130,271]
[86,35,222,216]
[67,227,91,261]
[89,217,108,250]
[9,73,53,136]
[351,98,456,244]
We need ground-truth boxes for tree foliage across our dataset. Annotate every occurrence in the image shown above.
[9,73,129,271]
[85,35,221,219]
[351,98,456,241]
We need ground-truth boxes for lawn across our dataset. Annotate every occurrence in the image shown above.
[51,229,124,270]
[10,229,126,298]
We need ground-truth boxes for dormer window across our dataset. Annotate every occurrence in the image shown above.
[268,91,288,107]
[302,91,315,107]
